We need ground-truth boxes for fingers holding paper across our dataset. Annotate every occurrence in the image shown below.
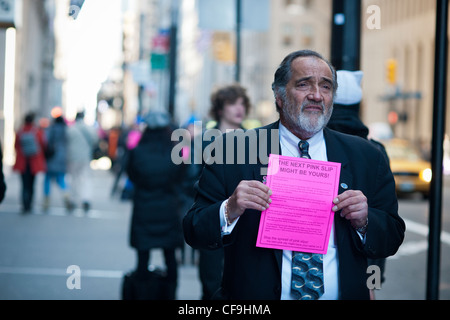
[332,190,368,229]
[227,180,272,221]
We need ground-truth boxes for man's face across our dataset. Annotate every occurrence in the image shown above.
[278,56,335,139]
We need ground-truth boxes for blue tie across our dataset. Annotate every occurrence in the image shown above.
[291,140,324,300]
[291,252,324,299]
[298,140,311,159]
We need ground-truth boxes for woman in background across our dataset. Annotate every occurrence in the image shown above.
[126,111,186,299]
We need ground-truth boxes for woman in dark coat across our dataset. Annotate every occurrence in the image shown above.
[126,111,185,298]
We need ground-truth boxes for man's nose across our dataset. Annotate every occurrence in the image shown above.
[308,85,323,101]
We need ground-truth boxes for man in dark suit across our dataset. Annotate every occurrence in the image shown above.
[183,50,405,300]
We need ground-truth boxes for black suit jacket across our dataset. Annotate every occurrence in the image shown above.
[183,121,405,300]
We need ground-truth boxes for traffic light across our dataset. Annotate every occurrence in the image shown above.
[388,111,398,125]
[386,59,397,84]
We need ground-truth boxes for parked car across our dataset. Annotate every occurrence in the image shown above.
[383,139,432,198]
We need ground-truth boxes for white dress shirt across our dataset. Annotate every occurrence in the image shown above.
[277,124,339,300]
[220,123,339,300]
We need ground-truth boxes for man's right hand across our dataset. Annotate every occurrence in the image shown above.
[226,180,272,221]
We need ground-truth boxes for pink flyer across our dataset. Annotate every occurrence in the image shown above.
[256,154,341,254]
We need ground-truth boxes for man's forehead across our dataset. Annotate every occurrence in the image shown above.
[291,56,333,79]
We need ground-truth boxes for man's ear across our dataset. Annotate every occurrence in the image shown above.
[275,96,283,110]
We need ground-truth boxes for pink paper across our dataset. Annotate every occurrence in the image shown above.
[256,154,341,254]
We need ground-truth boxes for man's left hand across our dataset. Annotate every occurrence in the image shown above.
[332,190,368,229]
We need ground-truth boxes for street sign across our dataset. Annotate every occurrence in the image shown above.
[151,53,168,70]
[152,33,170,54]
[0,0,15,29]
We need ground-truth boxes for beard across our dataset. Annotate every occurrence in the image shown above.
[281,97,333,138]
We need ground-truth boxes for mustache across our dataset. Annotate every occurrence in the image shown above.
[301,100,325,111]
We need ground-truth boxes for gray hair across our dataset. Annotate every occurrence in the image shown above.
[271,50,338,112]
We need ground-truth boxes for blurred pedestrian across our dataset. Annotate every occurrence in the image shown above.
[327,70,389,299]
[126,111,186,299]
[209,84,250,133]
[43,115,70,211]
[198,84,251,300]
[327,70,390,163]
[66,111,99,212]
[13,112,47,213]
[0,141,6,203]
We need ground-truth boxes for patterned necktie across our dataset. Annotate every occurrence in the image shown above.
[298,140,311,159]
[291,140,324,300]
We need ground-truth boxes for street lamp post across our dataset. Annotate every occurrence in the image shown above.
[330,0,361,71]
[168,0,179,118]
[426,0,448,301]
[235,0,242,82]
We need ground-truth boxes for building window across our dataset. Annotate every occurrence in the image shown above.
[301,24,314,47]
[282,23,294,47]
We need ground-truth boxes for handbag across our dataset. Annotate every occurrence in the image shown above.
[121,268,174,300]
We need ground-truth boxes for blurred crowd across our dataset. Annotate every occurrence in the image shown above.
[12,109,99,214]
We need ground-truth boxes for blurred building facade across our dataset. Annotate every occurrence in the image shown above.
[162,0,332,126]
[14,0,59,125]
[361,0,449,147]
[120,0,173,126]
[2,0,449,165]
[0,0,58,164]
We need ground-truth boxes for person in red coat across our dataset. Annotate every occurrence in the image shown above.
[13,112,47,213]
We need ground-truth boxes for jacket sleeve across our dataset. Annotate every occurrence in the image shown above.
[183,154,227,251]
[353,149,405,259]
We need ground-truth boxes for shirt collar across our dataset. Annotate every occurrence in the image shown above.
[279,122,325,159]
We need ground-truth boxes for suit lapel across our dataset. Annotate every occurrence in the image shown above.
[252,121,281,182]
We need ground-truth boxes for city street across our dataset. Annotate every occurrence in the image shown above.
[0,166,449,300]
[377,178,450,300]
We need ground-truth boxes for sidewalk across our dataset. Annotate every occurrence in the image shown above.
[1,164,202,300]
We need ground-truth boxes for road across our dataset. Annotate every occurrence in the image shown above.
[376,177,450,300]
[0,166,449,300]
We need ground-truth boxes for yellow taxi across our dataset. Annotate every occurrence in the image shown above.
[383,139,432,198]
